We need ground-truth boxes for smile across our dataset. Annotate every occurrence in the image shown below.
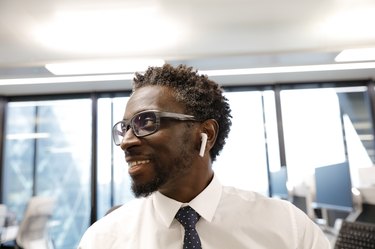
[128,160,150,168]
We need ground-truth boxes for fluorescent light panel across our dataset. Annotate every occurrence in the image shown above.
[199,62,375,76]
[1,61,375,86]
[45,59,165,75]
[0,74,134,86]
[335,48,375,62]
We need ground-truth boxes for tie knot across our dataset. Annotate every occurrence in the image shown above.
[175,206,200,229]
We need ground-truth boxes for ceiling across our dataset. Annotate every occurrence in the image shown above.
[1,0,375,96]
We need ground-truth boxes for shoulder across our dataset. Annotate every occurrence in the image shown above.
[78,197,149,248]
[221,185,286,205]
[102,197,148,224]
[219,186,329,247]
[86,197,147,234]
[220,185,302,217]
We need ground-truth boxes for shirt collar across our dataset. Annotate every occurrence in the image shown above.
[152,174,222,227]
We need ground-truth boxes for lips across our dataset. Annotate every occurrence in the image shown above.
[127,159,152,177]
[128,159,150,168]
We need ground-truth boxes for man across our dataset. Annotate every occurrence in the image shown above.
[78,64,330,248]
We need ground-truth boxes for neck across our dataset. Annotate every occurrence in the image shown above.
[159,168,214,203]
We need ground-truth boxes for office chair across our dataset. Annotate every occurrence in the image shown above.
[289,181,316,220]
[15,196,55,249]
[105,205,122,216]
[0,205,7,228]
[0,204,7,242]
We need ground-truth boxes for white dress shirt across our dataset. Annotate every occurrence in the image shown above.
[78,174,330,249]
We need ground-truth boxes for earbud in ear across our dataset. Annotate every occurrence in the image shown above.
[199,133,208,157]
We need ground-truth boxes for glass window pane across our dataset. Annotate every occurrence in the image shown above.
[97,98,113,218]
[112,98,134,205]
[3,99,92,249]
[263,90,281,172]
[3,104,36,217]
[214,91,271,196]
[280,88,346,188]
[97,97,134,218]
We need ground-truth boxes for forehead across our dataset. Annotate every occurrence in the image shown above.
[125,85,184,117]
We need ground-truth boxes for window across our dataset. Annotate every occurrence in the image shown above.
[2,99,92,249]
[281,88,346,187]
[214,90,278,196]
[280,86,375,189]
[2,82,375,249]
[97,96,134,218]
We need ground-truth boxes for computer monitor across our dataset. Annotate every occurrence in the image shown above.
[314,161,353,212]
[289,179,316,219]
[270,167,288,199]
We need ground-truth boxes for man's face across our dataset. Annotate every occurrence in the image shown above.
[120,85,197,197]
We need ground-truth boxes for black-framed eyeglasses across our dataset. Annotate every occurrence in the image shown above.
[112,110,197,145]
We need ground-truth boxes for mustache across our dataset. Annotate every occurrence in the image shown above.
[124,147,146,157]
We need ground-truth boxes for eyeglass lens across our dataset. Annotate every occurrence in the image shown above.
[113,111,159,144]
[132,112,158,136]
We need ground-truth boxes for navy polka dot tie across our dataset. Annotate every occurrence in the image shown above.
[175,206,202,249]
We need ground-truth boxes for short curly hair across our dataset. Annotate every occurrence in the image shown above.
[133,63,232,161]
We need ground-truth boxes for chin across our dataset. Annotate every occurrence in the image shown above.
[131,178,163,198]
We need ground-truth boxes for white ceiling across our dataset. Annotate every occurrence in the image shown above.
[1,0,375,95]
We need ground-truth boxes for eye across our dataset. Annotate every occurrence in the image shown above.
[138,113,156,131]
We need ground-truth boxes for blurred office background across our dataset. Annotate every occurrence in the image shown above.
[1,0,375,248]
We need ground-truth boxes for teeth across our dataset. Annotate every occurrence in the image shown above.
[128,160,150,168]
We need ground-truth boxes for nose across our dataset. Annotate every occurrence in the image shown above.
[120,128,141,150]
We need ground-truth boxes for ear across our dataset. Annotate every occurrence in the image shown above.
[199,119,219,155]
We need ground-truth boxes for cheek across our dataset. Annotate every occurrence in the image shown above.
[175,132,197,158]
[158,141,185,159]
[152,128,197,159]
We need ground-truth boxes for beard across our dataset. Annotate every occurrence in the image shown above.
[131,175,164,198]
[131,131,194,198]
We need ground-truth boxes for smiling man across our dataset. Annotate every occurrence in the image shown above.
[78,64,330,249]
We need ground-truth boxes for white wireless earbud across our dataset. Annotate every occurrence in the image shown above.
[199,133,208,157]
